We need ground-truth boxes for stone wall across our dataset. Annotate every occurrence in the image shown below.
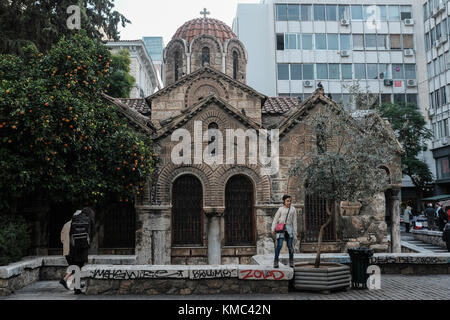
[411,229,447,248]
[83,265,292,295]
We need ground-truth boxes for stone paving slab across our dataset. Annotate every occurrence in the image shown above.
[2,275,449,300]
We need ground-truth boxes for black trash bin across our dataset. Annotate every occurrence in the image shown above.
[347,247,374,289]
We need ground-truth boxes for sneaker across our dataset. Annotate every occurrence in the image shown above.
[59,279,69,290]
[289,260,295,268]
[273,260,279,268]
[74,289,82,295]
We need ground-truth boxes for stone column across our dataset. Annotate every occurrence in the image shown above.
[135,205,172,265]
[204,207,224,265]
[390,189,401,253]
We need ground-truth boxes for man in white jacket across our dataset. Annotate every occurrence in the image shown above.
[271,195,298,268]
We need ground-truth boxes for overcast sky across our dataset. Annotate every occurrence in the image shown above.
[114,0,261,45]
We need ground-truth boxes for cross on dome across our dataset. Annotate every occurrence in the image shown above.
[200,8,210,19]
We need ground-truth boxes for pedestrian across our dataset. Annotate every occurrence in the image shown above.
[59,207,95,295]
[403,206,412,233]
[438,205,448,231]
[271,195,298,268]
[425,203,436,230]
[442,223,450,252]
[435,202,445,231]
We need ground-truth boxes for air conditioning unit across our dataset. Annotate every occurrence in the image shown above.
[438,3,446,13]
[384,79,393,86]
[303,80,313,87]
[440,36,448,44]
[340,50,350,57]
[441,137,449,145]
[340,19,350,26]
[406,79,417,87]
[435,39,442,48]
[404,19,414,26]
[404,49,414,56]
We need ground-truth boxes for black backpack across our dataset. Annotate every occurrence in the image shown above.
[70,213,91,249]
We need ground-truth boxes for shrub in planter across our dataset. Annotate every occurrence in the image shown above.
[0,215,31,266]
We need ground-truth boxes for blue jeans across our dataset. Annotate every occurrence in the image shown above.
[274,232,294,261]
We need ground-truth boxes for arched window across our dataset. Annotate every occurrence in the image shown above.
[174,51,180,81]
[233,51,239,80]
[202,47,210,66]
[225,175,254,246]
[172,175,203,246]
[208,122,219,156]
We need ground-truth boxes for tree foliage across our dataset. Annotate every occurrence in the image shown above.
[376,102,433,189]
[0,32,158,211]
[105,49,135,98]
[0,0,130,55]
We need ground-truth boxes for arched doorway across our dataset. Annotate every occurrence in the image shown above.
[172,174,203,246]
[225,175,255,246]
[304,193,336,242]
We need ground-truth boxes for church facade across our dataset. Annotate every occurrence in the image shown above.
[108,17,403,265]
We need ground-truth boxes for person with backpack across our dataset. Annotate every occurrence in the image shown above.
[271,195,298,268]
[59,207,95,294]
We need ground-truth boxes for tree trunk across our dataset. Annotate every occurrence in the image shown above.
[314,200,333,268]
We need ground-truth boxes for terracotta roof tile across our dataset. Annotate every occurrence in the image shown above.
[262,97,300,114]
[117,98,151,115]
[173,18,237,44]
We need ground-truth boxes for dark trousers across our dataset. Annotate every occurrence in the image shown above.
[427,217,435,230]
[274,232,294,261]
[404,223,410,233]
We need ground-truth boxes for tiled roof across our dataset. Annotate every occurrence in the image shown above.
[262,97,301,114]
[173,18,237,44]
[117,98,151,115]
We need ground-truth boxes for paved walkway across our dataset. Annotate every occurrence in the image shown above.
[2,275,449,300]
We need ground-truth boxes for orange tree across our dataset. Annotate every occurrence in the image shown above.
[0,32,158,211]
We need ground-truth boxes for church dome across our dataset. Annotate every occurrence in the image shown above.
[172,18,237,44]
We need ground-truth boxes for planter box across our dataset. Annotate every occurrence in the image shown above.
[294,262,351,293]
[340,201,361,216]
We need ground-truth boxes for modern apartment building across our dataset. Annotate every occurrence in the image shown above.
[424,0,450,195]
[142,36,165,86]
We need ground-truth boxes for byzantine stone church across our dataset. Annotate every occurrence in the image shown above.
[104,16,403,265]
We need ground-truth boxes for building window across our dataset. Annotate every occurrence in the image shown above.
[233,51,239,80]
[436,157,450,180]
[340,34,351,50]
[377,35,388,49]
[390,35,402,49]
[276,4,287,21]
[314,4,326,21]
[351,5,363,20]
[400,6,412,20]
[302,34,313,49]
[403,34,414,49]
[404,64,416,79]
[392,64,404,79]
[379,64,389,79]
[406,94,417,106]
[277,64,289,80]
[339,5,350,20]
[353,34,364,50]
[301,4,312,21]
[202,47,210,66]
[285,34,297,49]
[425,33,430,51]
[276,34,284,50]
[328,64,340,79]
[317,64,328,79]
[365,34,377,49]
[303,64,314,80]
[174,51,180,81]
[394,94,406,104]
[342,94,351,110]
[424,3,428,21]
[327,34,339,50]
[388,5,400,21]
[287,4,299,21]
[378,5,387,21]
[367,64,378,79]
[355,63,366,79]
[326,5,337,21]
[381,94,392,104]
[315,34,327,49]
[341,64,352,79]
[290,64,302,80]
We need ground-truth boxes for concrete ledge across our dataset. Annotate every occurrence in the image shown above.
[81,264,293,281]
[411,229,443,236]
[401,241,433,253]
[0,257,43,279]
[411,229,446,249]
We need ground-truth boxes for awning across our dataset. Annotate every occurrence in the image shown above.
[421,194,450,201]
